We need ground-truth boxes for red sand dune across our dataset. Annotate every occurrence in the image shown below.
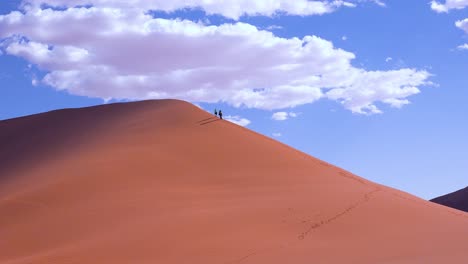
[431,187,468,213]
[1,99,467,263]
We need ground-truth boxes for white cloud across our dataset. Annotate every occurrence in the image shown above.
[385,57,392,62]
[432,5,468,50]
[31,77,39,86]
[265,25,283,31]
[0,2,431,114]
[5,40,89,70]
[272,112,289,121]
[457,43,468,50]
[225,115,251,127]
[341,35,347,41]
[455,18,468,33]
[18,0,360,20]
[370,0,386,7]
[271,111,298,120]
[455,19,468,50]
[272,132,282,137]
[431,0,468,12]
[325,69,429,114]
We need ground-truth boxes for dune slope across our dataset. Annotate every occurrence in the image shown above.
[431,187,468,213]
[1,99,467,263]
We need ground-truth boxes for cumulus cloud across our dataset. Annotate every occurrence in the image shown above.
[456,18,468,33]
[18,0,360,20]
[272,112,288,121]
[271,111,299,121]
[431,0,468,12]
[0,1,431,114]
[326,69,428,114]
[225,115,251,127]
[457,43,468,50]
[431,4,468,50]
[272,132,282,137]
[385,57,392,62]
[455,19,468,50]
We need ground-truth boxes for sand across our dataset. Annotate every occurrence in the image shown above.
[1,99,467,263]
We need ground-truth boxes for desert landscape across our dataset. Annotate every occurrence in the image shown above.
[1,99,467,263]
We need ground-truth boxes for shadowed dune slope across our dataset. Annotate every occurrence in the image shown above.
[1,99,467,263]
[431,187,468,213]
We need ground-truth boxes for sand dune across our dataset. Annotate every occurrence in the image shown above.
[1,99,467,263]
[431,187,468,213]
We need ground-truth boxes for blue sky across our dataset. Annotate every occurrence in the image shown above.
[1,0,467,199]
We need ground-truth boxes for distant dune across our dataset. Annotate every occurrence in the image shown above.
[431,187,468,213]
[1,99,467,263]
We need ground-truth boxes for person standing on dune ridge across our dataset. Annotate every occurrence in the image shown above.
[218,110,223,120]
[214,109,218,117]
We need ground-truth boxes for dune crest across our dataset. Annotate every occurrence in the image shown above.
[1,100,467,263]
[431,187,468,213]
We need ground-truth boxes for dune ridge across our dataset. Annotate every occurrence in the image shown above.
[431,186,468,213]
[1,99,467,263]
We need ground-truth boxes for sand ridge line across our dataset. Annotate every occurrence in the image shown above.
[336,170,366,185]
[384,189,468,219]
[4,101,465,263]
[203,116,368,187]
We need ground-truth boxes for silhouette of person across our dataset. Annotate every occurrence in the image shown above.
[218,110,223,120]
[214,109,218,117]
